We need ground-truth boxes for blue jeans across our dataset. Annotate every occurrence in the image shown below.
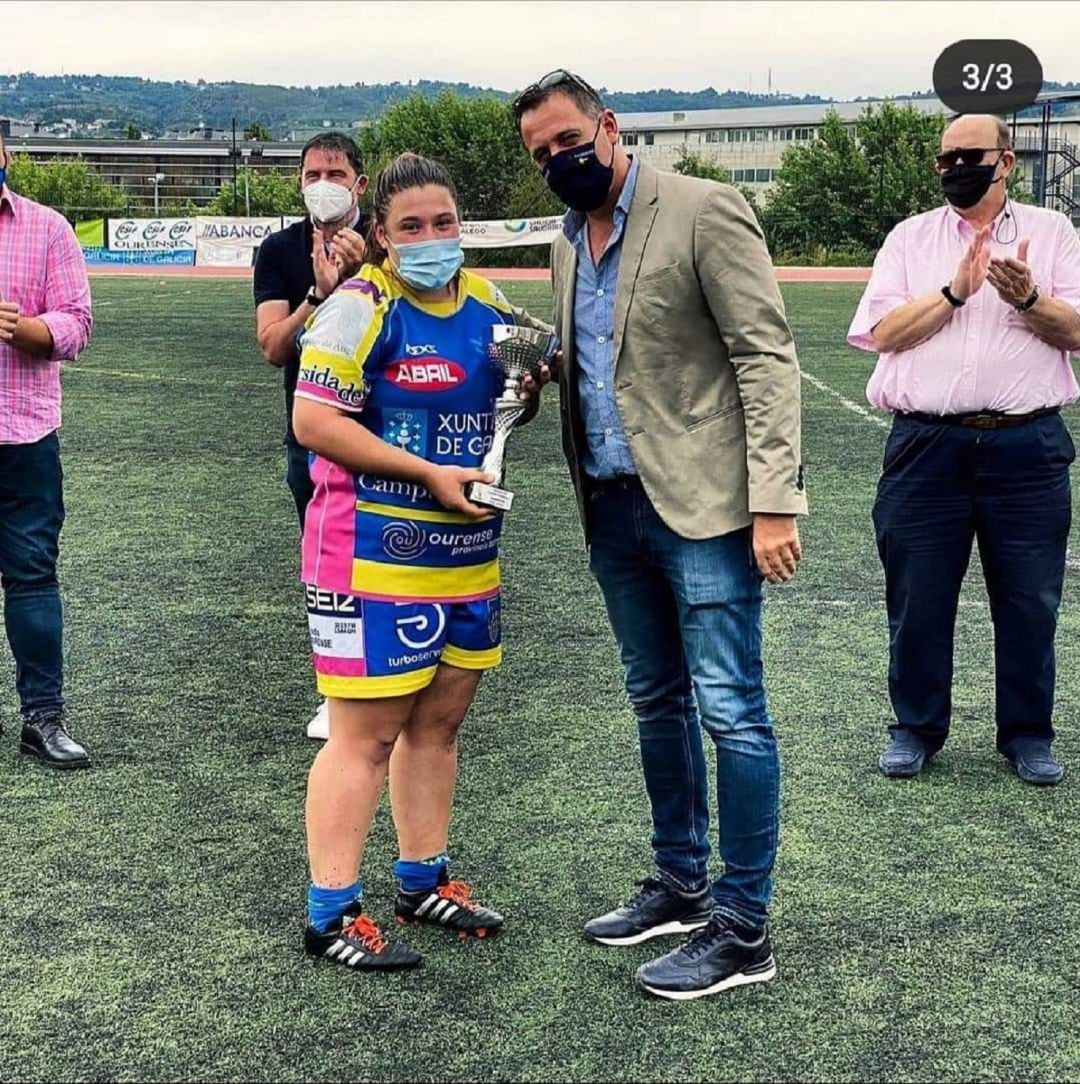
[0,432,66,718]
[873,412,1072,754]
[587,477,779,929]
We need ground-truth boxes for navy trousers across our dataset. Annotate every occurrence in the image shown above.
[872,413,1073,754]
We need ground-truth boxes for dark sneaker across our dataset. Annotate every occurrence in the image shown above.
[1006,739,1063,786]
[20,712,91,770]
[635,915,776,1001]
[879,730,931,778]
[584,876,712,947]
[305,913,422,971]
[395,877,503,939]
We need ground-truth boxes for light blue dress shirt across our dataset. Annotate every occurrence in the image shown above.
[564,155,640,480]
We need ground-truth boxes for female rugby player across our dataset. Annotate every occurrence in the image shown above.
[293,153,552,971]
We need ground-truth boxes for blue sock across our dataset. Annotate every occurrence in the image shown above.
[394,852,449,893]
[307,880,362,933]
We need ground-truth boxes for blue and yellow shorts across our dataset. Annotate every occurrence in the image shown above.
[305,586,502,699]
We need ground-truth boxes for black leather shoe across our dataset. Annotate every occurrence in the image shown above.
[1006,739,1063,786]
[20,712,91,770]
[879,730,931,778]
[584,876,712,947]
[635,914,777,1001]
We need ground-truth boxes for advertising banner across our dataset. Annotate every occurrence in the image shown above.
[75,219,105,248]
[194,216,283,266]
[107,217,196,251]
[459,216,563,249]
[83,248,196,266]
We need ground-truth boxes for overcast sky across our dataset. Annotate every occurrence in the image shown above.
[3,1,1077,100]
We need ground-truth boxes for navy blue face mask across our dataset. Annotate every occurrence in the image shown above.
[0,166,6,189]
[543,119,615,213]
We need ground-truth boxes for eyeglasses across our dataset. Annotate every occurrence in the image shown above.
[512,69,603,120]
[934,147,1003,171]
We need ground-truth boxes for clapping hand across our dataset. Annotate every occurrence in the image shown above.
[311,231,340,299]
[950,225,992,302]
[329,227,366,280]
[988,238,1035,307]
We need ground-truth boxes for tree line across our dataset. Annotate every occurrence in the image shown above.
[0,71,836,134]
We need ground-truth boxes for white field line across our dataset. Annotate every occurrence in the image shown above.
[62,365,265,389]
[766,596,987,610]
[94,288,196,308]
[800,369,889,430]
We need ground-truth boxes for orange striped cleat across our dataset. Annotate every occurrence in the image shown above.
[395,876,504,939]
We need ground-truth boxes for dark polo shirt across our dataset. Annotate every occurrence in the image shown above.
[253,209,370,445]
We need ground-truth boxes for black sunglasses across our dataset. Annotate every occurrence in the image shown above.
[935,147,1003,171]
[512,69,602,119]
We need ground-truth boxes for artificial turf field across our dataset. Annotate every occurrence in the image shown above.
[1,277,1078,1083]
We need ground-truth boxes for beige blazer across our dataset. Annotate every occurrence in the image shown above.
[550,160,807,541]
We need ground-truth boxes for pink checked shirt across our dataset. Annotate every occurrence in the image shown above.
[848,201,1080,415]
[0,186,93,444]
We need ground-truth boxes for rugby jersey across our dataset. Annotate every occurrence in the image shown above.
[295,262,519,603]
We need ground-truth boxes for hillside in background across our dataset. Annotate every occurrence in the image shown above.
[0,72,830,135]
[2,73,1077,137]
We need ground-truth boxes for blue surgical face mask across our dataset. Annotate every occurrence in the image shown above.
[0,167,6,189]
[389,237,464,291]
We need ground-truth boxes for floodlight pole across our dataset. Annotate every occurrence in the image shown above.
[231,117,239,216]
[242,149,251,216]
[147,172,165,215]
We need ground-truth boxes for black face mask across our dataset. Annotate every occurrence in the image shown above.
[940,158,1002,209]
[543,119,615,213]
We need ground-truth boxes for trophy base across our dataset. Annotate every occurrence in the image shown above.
[465,480,514,512]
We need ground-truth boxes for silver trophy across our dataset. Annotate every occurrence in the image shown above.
[466,324,558,512]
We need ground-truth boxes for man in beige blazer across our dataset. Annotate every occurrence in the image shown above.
[516,70,806,1001]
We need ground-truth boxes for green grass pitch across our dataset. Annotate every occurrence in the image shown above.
[0,277,1077,1082]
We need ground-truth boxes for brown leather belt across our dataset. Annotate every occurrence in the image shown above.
[901,407,1060,430]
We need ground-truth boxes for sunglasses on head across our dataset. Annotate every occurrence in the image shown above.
[512,69,602,119]
[935,147,1003,171]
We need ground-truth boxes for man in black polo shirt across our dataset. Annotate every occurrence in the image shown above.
[255,131,369,523]
[254,131,369,739]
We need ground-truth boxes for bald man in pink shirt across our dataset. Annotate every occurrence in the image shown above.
[849,113,1080,786]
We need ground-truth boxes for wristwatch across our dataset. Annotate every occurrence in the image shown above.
[941,284,965,308]
[305,289,325,308]
[1015,285,1040,313]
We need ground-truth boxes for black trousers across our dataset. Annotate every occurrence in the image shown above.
[872,413,1073,753]
[285,442,315,530]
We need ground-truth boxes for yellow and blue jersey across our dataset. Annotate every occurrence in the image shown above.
[295,262,519,605]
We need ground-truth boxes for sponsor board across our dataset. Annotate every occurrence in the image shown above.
[107,217,196,252]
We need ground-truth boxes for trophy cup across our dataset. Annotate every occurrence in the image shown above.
[465,324,558,512]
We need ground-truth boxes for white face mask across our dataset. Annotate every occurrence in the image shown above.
[302,179,357,224]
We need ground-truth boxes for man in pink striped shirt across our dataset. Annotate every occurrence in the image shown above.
[848,114,1080,786]
[0,129,94,768]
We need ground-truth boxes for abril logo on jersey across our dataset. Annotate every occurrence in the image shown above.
[387,358,466,393]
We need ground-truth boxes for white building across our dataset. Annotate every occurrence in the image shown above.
[0,116,37,138]
[616,97,1080,217]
